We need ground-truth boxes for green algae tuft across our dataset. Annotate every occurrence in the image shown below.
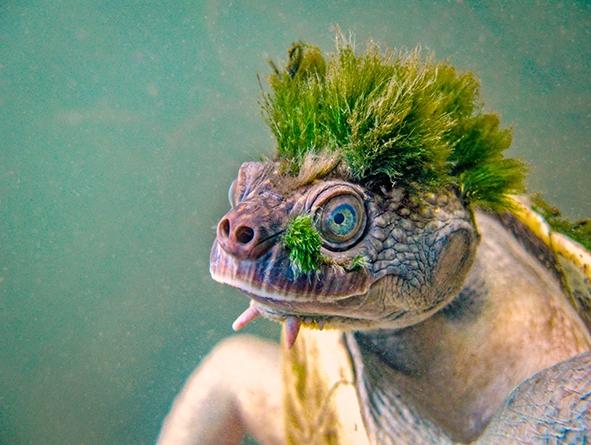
[261,38,526,211]
[283,214,323,275]
[347,255,369,271]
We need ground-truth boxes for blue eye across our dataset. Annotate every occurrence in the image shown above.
[327,203,357,236]
[316,193,366,250]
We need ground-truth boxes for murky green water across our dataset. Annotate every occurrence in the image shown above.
[1,2,589,444]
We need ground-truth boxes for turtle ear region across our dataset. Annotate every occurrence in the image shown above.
[430,223,478,303]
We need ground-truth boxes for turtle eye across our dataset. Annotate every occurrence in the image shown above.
[315,193,366,250]
[326,203,357,237]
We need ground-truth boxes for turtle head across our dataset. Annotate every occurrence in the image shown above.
[210,40,526,345]
[210,159,478,340]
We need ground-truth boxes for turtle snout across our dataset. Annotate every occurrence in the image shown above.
[216,210,274,260]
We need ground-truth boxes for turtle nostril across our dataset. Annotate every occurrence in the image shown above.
[235,226,255,244]
[220,219,230,238]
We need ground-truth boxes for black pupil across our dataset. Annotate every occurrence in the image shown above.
[333,212,345,224]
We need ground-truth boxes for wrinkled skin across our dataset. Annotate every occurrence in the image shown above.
[158,161,591,445]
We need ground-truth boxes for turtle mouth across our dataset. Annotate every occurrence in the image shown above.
[231,292,372,348]
[222,279,380,347]
[247,292,367,326]
[209,240,372,303]
[210,239,374,347]
[227,285,412,347]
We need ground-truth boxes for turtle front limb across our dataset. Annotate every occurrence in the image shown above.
[157,335,284,445]
[478,351,591,444]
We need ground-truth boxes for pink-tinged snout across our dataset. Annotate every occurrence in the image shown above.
[216,208,274,260]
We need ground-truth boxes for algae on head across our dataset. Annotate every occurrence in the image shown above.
[261,38,526,211]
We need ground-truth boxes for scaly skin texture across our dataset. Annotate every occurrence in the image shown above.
[158,160,591,445]
[478,351,591,444]
[347,211,590,443]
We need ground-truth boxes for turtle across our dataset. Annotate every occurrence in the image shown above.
[157,39,591,445]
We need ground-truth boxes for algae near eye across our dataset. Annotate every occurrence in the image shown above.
[262,38,526,211]
[347,254,369,271]
[282,215,369,275]
[283,215,323,275]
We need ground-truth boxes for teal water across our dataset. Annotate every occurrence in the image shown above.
[1,2,589,444]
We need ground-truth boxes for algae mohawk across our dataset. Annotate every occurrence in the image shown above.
[261,39,527,211]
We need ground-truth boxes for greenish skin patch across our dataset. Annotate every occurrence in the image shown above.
[262,39,526,212]
[282,215,323,275]
[531,194,591,250]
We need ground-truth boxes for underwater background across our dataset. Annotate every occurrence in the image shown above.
[1,1,589,444]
